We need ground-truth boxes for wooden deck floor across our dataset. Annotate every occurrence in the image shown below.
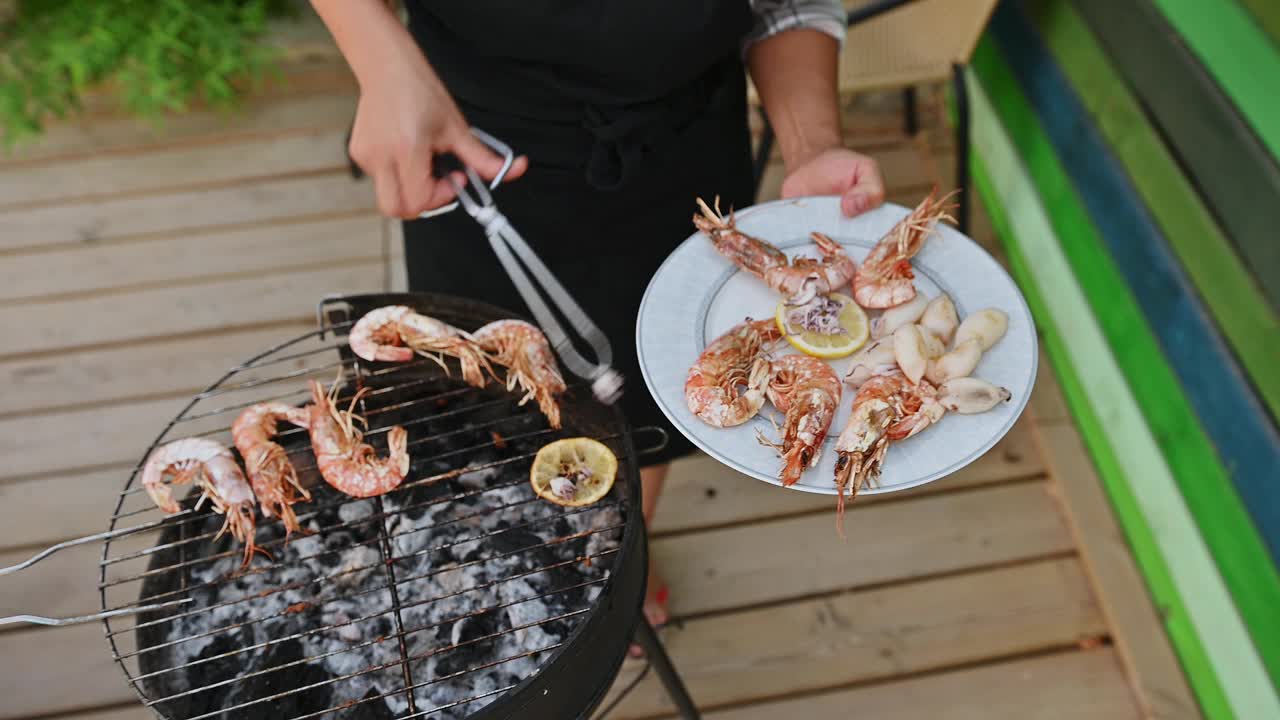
[0,28,1195,720]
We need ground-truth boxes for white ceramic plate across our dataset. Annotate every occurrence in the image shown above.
[636,195,1037,495]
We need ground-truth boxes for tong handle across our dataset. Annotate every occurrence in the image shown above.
[422,130,624,404]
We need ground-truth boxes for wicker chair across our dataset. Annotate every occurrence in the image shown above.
[751,0,998,235]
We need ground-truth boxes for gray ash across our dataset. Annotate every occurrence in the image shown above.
[134,377,625,720]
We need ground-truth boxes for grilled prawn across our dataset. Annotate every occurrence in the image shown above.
[307,378,410,498]
[853,188,958,309]
[473,319,568,429]
[232,402,311,536]
[761,354,842,486]
[348,305,496,388]
[141,437,266,569]
[694,197,856,305]
[685,318,782,427]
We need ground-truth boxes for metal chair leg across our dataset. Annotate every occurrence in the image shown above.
[952,63,970,236]
[633,618,701,719]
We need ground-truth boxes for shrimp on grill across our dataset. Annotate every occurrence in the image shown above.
[473,319,568,429]
[348,306,497,388]
[399,312,498,388]
[853,188,959,309]
[232,403,312,536]
[685,317,782,427]
[307,378,410,498]
[760,354,842,486]
[348,305,416,363]
[694,197,856,305]
[141,437,266,569]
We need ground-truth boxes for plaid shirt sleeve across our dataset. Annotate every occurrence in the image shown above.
[745,0,848,50]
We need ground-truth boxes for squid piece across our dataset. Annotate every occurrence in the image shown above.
[925,338,982,385]
[920,294,959,345]
[938,377,1012,414]
[954,309,1008,351]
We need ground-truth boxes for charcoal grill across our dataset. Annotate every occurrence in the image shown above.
[3,292,700,720]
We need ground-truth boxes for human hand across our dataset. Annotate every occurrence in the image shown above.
[348,51,528,218]
[779,147,885,217]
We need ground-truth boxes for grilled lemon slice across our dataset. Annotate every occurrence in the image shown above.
[530,437,618,507]
[774,292,869,359]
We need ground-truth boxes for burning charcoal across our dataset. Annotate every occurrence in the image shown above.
[136,352,629,720]
[222,639,336,720]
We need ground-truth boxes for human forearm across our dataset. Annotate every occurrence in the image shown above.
[747,29,843,172]
[309,0,431,90]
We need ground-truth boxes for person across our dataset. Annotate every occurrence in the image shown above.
[309,0,886,651]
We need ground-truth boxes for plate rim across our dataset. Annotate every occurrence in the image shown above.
[635,194,1038,496]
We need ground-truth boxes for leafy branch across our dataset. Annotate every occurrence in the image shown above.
[0,0,299,147]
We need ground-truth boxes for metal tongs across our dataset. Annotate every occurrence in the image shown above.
[420,129,624,405]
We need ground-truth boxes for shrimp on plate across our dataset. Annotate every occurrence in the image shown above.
[831,371,943,534]
[141,437,267,569]
[473,319,568,429]
[348,305,496,388]
[232,402,312,537]
[307,377,410,498]
[853,188,959,309]
[685,318,782,428]
[759,354,842,486]
[694,197,856,305]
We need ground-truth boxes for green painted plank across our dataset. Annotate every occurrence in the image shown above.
[1024,0,1280,425]
[967,44,1280,712]
[1237,0,1280,47]
[972,32,1280,691]
[1152,0,1280,164]
[966,72,1235,720]
[1073,0,1280,312]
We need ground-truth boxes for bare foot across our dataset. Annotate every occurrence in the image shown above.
[630,463,670,658]
[630,559,669,658]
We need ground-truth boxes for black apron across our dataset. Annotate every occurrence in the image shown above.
[400,0,757,466]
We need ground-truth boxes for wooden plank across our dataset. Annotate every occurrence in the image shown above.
[0,466,136,552]
[1,556,1100,720]
[0,128,353,210]
[0,531,157,636]
[0,360,332,482]
[0,262,382,359]
[977,19,1280,687]
[0,215,380,304]
[1150,0,1280,164]
[0,396,190,482]
[652,419,1042,535]
[705,650,1139,720]
[1073,0,1280,311]
[603,558,1106,718]
[1035,416,1202,719]
[0,623,136,720]
[655,481,1072,618]
[968,69,1267,719]
[1028,347,1070,425]
[0,323,314,416]
[37,706,150,720]
[0,93,356,170]
[1024,0,1280,438]
[994,1,1280,572]
[0,172,375,251]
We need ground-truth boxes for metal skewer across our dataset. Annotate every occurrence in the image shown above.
[421,130,625,406]
[0,599,192,628]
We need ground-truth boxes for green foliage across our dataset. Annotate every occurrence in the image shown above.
[0,0,299,147]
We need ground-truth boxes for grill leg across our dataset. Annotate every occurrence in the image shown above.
[634,619,701,719]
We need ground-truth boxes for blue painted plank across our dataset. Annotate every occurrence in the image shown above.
[991,0,1280,563]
